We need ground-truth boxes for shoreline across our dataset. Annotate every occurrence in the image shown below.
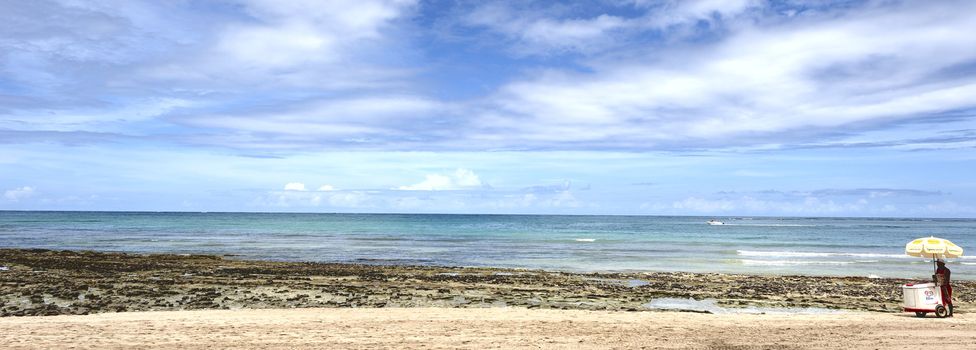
[1,248,972,317]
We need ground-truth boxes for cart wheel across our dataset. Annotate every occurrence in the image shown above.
[935,305,948,318]
[915,312,927,318]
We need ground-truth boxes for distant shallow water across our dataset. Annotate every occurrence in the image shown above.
[0,211,973,279]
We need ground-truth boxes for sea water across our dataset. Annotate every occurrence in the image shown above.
[0,211,973,279]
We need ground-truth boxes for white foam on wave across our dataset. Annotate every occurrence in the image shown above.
[740,259,854,266]
[574,238,596,242]
[737,250,910,259]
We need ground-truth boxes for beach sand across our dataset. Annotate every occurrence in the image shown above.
[2,249,974,349]
[1,307,974,349]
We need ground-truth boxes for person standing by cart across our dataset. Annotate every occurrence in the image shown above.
[935,259,953,316]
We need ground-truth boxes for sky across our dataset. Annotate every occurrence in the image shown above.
[1,0,975,217]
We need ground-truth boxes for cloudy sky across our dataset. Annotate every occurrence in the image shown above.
[1,0,974,217]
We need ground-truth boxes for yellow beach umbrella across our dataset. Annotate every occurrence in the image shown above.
[905,236,964,259]
[905,236,963,274]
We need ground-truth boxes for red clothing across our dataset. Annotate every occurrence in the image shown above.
[936,265,952,306]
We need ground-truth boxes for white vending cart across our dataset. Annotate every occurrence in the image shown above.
[902,282,947,318]
[903,236,962,318]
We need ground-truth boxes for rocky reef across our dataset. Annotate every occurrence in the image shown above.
[1,249,970,317]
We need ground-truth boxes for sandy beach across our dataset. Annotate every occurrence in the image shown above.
[2,249,973,348]
[1,307,974,349]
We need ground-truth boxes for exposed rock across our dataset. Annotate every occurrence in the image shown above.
[1,249,971,317]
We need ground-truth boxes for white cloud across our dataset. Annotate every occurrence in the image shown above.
[452,169,483,187]
[283,182,338,192]
[397,168,484,191]
[0,0,422,145]
[265,186,370,208]
[284,182,307,191]
[464,5,629,54]
[398,174,451,191]
[4,186,35,201]
[209,0,416,77]
[327,191,368,207]
[215,0,410,70]
[242,0,412,38]
[484,189,582,211]
[522,15,626,49]
[640,0,758,28]
[1,98,194,133]
[461,1,757,56]
[217,23,338,69]
[178,96,445,140]
[9,1,972,153]
[476,1,976,150]
[547,190,580,208]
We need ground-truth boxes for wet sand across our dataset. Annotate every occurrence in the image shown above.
[1,308,974,349]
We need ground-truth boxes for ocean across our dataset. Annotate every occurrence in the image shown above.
[1,211,973,279]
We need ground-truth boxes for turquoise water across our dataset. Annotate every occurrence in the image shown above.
[1,211,973,279]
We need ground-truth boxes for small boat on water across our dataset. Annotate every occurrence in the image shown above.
[706,219,724,225]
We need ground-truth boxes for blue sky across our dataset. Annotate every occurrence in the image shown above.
[1,0,975,217]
